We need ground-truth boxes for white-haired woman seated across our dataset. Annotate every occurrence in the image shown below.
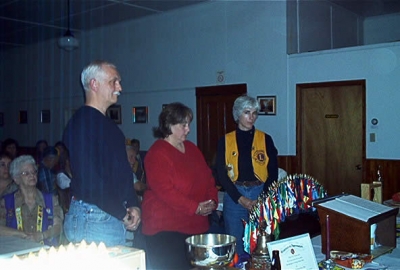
[0,155,63,246]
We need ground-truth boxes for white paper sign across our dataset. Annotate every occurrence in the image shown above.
[267,233,319,270]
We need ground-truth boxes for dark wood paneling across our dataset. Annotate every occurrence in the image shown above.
[278,155,399,201]
[365,159,400,201]
[277,155,298,175]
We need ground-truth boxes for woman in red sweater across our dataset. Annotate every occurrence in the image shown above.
[142,102,218,270]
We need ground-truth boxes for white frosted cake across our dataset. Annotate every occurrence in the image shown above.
[0,240,146,270]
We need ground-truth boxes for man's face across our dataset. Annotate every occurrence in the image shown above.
[97,65,122,106]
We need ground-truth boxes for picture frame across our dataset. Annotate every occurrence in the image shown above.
[106,104,122,124]
[0,112,3,127]
[41,110,51,123]
[257,96,276,115]
[19,110,28,124]
[132,106,148,123]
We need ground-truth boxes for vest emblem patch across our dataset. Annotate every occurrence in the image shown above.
[253,150,266,165]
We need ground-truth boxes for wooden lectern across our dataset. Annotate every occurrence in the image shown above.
[313,194,398,258]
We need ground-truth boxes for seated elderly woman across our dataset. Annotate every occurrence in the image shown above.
[0,155,63,246]
[126,143,147,200]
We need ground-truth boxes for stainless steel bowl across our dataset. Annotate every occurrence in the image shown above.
[185,233,236,268]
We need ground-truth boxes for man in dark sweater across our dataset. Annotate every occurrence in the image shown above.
[62,60,140,247]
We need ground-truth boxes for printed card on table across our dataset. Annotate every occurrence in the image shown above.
[267,233,319,270]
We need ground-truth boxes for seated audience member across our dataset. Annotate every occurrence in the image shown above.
[0,155,63,246]
[54,141,72,178]
[37,146,59,195]
[34,139,48,165]
[1,138,19,160]
[130,138,146,184]
[126,143,146,200]
[54,141,72,213]
[0,152,18,198]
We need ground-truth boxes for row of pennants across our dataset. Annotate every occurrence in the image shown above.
[243,174,327,254]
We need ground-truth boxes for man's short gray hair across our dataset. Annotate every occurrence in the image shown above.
[81,60,116,91]
[232,95,260,122]
[9,155,37,179]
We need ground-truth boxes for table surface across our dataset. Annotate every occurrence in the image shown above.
[0,236,46,259]
[312,232,400,269]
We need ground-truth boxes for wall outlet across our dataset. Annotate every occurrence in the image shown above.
[370,133,376,142]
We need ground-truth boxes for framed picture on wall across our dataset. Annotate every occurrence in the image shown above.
[257,96,276,115]
[132,106,148,123]
[41,110,51,123]
[106,105,122,124]
[19,110,28,124]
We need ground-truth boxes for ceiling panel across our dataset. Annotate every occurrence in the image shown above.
[69,4,155,32]
[1,0,400,52]
[0,0,208,51]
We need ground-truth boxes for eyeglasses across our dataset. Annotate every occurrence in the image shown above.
[19,170,37,177]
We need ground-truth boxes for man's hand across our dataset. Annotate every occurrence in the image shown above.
[123,206,141,231]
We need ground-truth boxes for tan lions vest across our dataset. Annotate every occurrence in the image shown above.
[225,129,269,182]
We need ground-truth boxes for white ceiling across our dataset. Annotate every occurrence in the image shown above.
[1,0,400,52]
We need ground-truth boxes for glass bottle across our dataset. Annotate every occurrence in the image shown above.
[271,250,281,270]
[377,165,382,182]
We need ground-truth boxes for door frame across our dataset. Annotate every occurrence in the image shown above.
[296,80,367,184]
[196,84,247,165]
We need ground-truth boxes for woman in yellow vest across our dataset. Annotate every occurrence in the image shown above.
[0,155,63,246]
[216,95,278,256]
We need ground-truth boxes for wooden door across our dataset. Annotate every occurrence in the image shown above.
[196,84,247,166]
[297,81,365,196]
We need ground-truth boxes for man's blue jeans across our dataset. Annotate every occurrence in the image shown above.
[64,199,127,247]
[223,184,263,255]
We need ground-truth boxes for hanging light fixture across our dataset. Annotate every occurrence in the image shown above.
[58,0,79,51]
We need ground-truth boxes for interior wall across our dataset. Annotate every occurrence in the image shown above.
[0,1,288,152]
[2,1,399,160]
[288,43,400,159]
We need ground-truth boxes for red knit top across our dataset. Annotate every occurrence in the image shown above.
[142,140,218,235]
